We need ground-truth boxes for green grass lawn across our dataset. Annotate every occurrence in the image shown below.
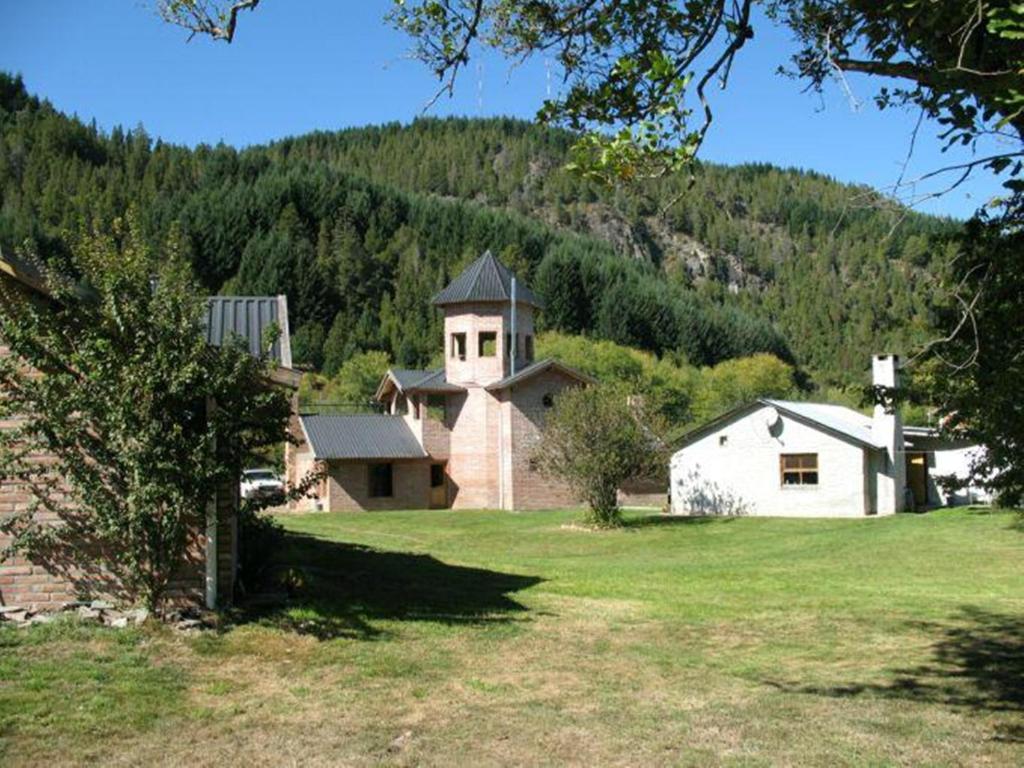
[2,507,1022,766]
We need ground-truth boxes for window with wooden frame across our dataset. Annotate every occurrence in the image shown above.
[780,453,818,486]
[368,463,393,498]
[451,332,466,361]
[478,331,497,357]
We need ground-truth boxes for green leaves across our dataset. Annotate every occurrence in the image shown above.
[533,382,668,526]
[0,215,293,610]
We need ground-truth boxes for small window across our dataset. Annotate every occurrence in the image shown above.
[430,463,445,488]
[542,393,555,408]
[368,463,393,498]
[451,332,466,361]
[411,395,420,420]
[781,454,818,486]
[505,333,512,358]
[719,435,728,447]
[478,331,497,357]
[524,335,535,363]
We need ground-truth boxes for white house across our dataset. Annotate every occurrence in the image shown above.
[669,355,989,518]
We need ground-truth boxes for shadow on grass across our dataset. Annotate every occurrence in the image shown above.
[234,531,542,641]
[765,607,1024,738]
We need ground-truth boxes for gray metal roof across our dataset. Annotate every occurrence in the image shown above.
[761,399,877,447]
[205,295,292,368]
[432,250,543,308]
[299,414,428,460]
[486,358,596,391]
[674,398,884,453]
[390,368,464,393]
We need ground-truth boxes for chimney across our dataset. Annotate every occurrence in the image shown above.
[871,354,905,514]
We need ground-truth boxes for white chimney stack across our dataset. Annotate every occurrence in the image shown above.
[871,354,905,514]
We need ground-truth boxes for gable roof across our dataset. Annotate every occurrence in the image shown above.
[762,399,877,447]
[485,358,597,391]
[374,367,465,402]
[205,295,292,368]
[299,414,427,460]
[432,250,543,309]
[674,398,883,453]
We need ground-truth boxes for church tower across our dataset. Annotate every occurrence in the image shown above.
[432,250,542,386]
[431,251,543,508]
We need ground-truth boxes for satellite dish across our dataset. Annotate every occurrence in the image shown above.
[764,406,781,431]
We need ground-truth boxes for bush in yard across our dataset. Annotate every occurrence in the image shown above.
[532,383,666,527]
[0,217,294,612]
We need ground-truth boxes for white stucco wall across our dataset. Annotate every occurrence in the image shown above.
[931,444,992,505]
[670,405,878,518]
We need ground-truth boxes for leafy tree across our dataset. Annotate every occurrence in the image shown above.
[291,322,326,370]
[693,353,796,422]
[0,218,293,610]
[163,2,1022,190]
[533,384,666,527]
[326,350,392,406]
[919,205,1024,505]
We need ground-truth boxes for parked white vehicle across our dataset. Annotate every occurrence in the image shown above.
[240,468,284,501]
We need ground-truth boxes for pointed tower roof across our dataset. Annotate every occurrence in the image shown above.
[432,250,543,309]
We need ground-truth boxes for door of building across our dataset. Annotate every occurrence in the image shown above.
[906,452,929,510]
[429,463,448,508]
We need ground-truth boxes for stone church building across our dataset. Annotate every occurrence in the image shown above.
[288,251,593,512]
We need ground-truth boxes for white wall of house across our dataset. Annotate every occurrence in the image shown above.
[670,404,876,518]
[932,444,992,506]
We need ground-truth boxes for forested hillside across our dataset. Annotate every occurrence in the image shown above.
[0,73,954,386]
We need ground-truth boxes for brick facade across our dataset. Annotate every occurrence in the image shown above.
[500,368,582,510]
[0,344,236,610]
[285,254,588,514]
[325,459,432,512]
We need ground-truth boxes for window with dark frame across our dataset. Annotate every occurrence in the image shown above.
[780,454,818,486]
[411,395,420,420]
[542,393,554,408]
[451,332,466,361]
[478,331,497,357]
[524,335,534,363]
[430,463,445,488]
[368,463,393,498]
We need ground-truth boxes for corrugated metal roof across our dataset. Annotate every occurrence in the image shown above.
[432,250,543,308]
[300,414,428,460]
[388,368,464,393]
[486,358,596,391]
[762,399,877,447]
[205,295,292,368]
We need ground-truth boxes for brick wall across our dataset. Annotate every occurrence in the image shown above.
[443,302,535,387]
[325,459,431,511]
[447,387,501,508]
[0,338,231,609]
[504,369,583,510]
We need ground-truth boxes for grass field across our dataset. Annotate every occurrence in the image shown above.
[1,506,1022,766]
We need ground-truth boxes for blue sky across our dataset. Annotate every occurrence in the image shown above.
[0,1,1006,218]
